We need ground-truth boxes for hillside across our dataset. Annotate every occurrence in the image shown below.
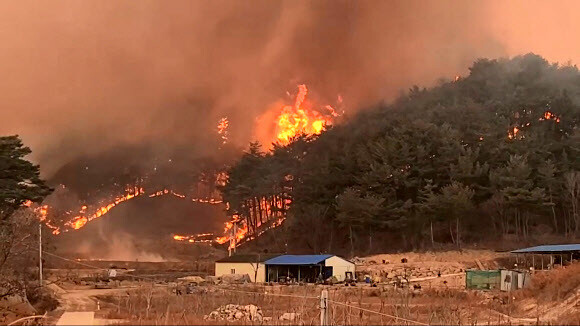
[50,195,228,261]
[222,54,580,255]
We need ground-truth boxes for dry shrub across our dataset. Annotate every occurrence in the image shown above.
[523,262,580,303]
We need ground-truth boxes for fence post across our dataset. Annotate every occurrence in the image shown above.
[320,289,329,325]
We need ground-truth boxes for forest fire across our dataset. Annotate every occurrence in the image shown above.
[27,85,330,249]
[65,186,145,230]
[34,183,230,242]
[275,84,339,144]
[172,232,215,243]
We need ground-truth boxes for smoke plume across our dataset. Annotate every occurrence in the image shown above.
[0,0,579,176]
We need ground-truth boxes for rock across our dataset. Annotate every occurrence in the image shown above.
[0,289,36,316]
[279,312,300,321]
[326,276,339,284]
[205,304,263,321]
[204,276,219,284]
[246,304,262,321]
[178,275,205,284]
[219,273,251,284]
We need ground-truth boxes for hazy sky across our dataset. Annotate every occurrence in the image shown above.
[1,0,579,175]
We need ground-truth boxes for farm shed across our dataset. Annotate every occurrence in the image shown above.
[511,244,580,270]
[500,270,531,291]
[265,254,355,283]
[466,269,530,291]
[215,254,279,283]
[465,270,500,290]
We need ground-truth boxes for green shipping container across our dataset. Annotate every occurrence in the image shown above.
[465,270,501,290]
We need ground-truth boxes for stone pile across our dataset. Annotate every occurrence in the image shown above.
[204,304,263,322]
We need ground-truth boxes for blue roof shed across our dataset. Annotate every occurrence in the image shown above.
[265,254,333,265]
[511,244,580,254]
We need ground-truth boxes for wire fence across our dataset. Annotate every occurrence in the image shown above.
[213,286,429,325]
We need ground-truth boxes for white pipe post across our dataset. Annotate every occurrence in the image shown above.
[320,289,329,326]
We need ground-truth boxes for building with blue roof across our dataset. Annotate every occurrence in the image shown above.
[510,244,580,254]
[510,244,579,270]
[214,254,355,283]
[264,254,354,283]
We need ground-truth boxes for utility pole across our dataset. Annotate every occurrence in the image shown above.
[38,223,43,287]
[319,289,329,325]
[228,222,238,257]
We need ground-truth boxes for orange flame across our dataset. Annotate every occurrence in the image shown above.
[217,117,229,145]
[508,126,520,139]
[65,187,145,230]
[540,110,561,123]
[33,205,60,234]
[172,233,215,243]
[275,84,337,144]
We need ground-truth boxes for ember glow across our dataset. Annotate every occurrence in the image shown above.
[275,84,338,144]
[508,126,520,139]
[540,110,561,123]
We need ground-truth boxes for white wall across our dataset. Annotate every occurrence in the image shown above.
[325,256,355,282]
[215,262,266,283]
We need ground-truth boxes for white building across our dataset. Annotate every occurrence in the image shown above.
[214,254,278,283]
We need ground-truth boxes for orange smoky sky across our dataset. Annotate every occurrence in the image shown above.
[0,0,579,175]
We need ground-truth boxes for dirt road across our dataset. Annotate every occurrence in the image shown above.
[50,285,137,325]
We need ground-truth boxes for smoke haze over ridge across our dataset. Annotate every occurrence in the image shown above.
[1,0,579,176]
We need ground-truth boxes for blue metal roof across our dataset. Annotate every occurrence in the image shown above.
[265,254,333,265]
[511,244,580,254]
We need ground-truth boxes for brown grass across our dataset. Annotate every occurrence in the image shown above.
[522,262,580,303]
[94,284,506,325]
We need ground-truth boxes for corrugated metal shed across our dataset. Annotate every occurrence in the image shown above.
[265,255,333,265]
[511,244,580,254]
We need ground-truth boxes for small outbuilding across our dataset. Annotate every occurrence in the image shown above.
[511,244,580,269]
[264,254,355,283]
[215,254,279,283]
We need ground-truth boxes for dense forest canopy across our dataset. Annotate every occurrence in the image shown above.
[221,54,580,255]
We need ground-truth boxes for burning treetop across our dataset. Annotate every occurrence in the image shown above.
[275,84,339,144]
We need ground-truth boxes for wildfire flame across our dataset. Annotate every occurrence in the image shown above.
[172,232,215,243]
[217,117,229,145]
[508,110,561,140]
[65,187,145,230]
[275,84,337,144]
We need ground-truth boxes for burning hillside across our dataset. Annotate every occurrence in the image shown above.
[51,194,227,261]
[30,84,342,253]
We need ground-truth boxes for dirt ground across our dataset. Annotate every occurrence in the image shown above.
[29,250,580,325]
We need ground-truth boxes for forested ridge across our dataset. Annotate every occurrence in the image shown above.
[222,54,580,255]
